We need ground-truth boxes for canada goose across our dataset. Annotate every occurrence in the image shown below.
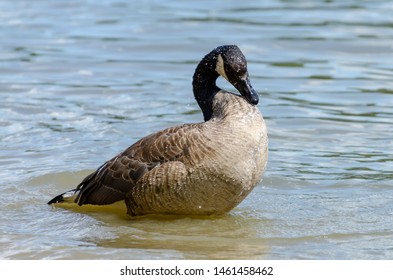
[48,45,268,217]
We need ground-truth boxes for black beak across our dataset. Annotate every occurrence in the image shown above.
[235,77,259,105]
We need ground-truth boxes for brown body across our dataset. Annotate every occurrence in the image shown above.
[73,92,267,216]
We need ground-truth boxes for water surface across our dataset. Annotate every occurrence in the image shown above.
[1,0,393,259]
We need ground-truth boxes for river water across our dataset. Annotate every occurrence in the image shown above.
[1,0,392,259]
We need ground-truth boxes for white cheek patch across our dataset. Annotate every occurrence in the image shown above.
[215,54,229,81]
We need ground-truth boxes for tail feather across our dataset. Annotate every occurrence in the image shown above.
[48,188,128,216]
[47,189,78,204]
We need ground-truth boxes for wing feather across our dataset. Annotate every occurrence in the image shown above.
[73,123,201,205]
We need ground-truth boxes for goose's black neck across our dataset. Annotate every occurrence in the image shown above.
[192,50,221,121]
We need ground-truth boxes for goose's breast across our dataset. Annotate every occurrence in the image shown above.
[193,107,268,190]
[224,114,267,187]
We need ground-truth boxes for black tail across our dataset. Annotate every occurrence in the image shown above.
[47,189,78,204]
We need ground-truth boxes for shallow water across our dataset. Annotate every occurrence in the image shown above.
[1,0,393,259]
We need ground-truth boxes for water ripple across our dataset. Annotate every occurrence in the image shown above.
[1,0,392,260]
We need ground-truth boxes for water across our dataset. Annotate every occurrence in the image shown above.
[1,0,393,259]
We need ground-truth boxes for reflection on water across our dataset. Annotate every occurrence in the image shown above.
[1,0,393,259]
[94,215,271,260]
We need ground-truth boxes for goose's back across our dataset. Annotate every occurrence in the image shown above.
[74,122,203,206]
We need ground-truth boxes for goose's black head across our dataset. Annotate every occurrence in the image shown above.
[193,45,259,121]
[214,45,259,105]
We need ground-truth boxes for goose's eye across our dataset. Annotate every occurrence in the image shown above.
[236,69,247,78]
